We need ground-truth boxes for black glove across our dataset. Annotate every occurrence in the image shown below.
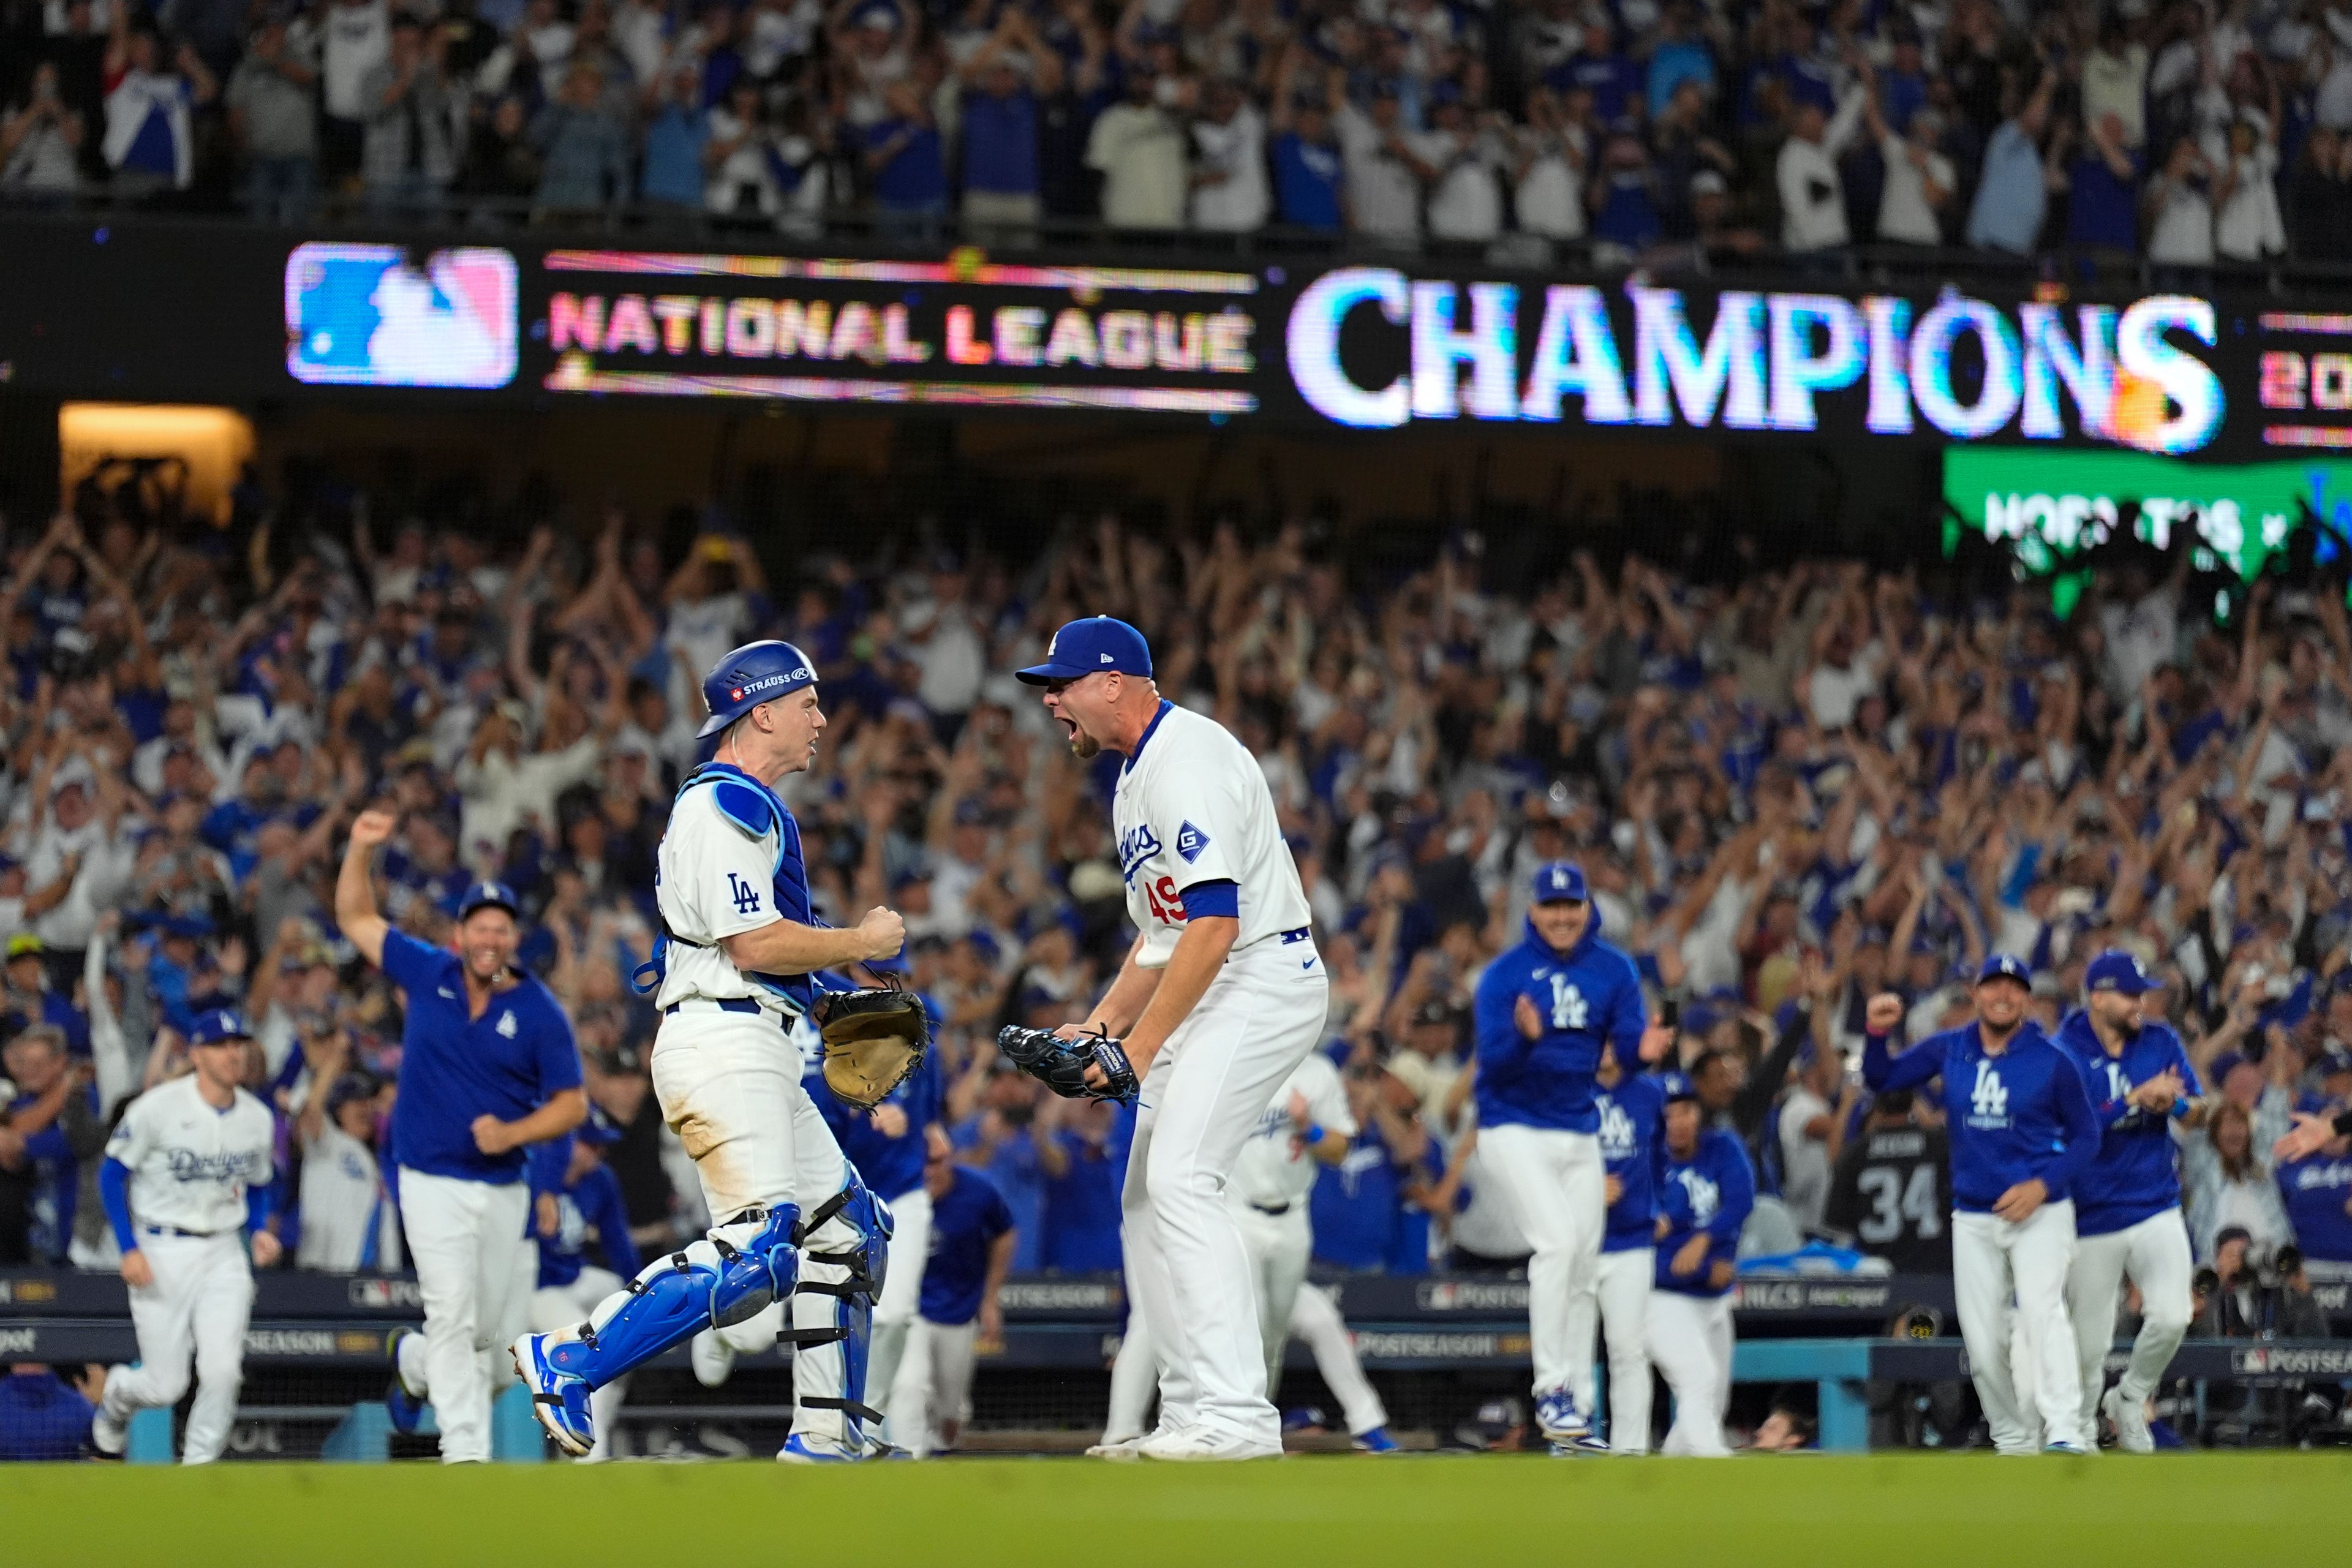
[998,1025,1139,1103]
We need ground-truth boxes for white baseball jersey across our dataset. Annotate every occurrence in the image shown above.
[104,1075,275,1235]
[1113,702,1314,967]
[655,783,789,1011]
[297,1121,399,1272]
[1229,1052,1355,1209]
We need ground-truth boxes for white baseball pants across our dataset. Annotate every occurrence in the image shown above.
[1953,1199,2082,1453]
[1474,1122,1605,1406]
[1106,1281,1389,1442]
[101,1229,254,1464]
[1235,1201,1314,1395]
[868,1183,933,1447]
[2067,1207,2194,1446]
[1645,1289,1733,1457]
[398,1169,533,1464]
[1582,1246,1655,1454]
[1122,938,1326,1450]
[647,1008,861,1446]
[886,1316,979,1458]
[531,1268,628,1460]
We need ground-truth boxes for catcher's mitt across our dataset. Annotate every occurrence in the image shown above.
[812,988,930,1110]
[997,1025,1139,1103]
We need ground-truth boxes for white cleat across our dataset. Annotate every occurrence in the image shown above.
[689,1330,736,1390]
[1085,1432,1154,1460]
[1139,1427,1282,1462]
[88,1386,127,1460]
[2103,1385,2155,1454]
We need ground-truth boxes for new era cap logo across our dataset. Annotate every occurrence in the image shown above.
[1101,653,1113,663]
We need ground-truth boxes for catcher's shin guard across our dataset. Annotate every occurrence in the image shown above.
[546,1205,802,1388]
[783,1174,894,1450]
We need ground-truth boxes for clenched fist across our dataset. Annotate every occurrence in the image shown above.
[858,906,907,962]
[349,809,398,850]
[1865,992,1905,1035]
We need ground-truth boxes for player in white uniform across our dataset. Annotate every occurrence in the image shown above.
[1096,1053,1399,1453]
[88,1008,280,1463]
[1021,616,1325,1461]
[511,640,907,1463]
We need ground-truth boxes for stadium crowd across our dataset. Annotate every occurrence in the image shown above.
[6,0,2352,265]
[2,469,2351,1310]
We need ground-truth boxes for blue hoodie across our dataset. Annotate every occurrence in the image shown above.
[1863,1019,2098,1214]
[1471,908,1648,1134]
[1594,1069,1668,1252]
[2052,1008,2200,1237]
[1653,1125,1754,1297]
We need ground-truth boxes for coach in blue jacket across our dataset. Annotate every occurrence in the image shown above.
[1471,862,1662,1447]
[1863,954,2100,1455]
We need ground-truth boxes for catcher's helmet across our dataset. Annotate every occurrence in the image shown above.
[697,639,818,738]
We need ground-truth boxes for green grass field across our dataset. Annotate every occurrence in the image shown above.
[7,1453,2346,1567]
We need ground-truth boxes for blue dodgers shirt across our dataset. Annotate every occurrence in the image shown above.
[1594,1071,1668,1253]
[1041,1128,1125,1273]
[526,1141,641,1291]
[2053,1009,2201,1237]
[918,1166,1016,1327]
[0,1368,94,1461]
[1863,1019,2098,1215]
[1472,910,1647,1134]
[1653,1126,1755,1297]
[383,930,582,1184]
[2277,1147,2352,1264]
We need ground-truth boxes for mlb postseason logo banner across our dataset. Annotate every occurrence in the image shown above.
[1274,266,2230,457]
[531,249,1261,416]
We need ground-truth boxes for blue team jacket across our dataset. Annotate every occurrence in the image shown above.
[1653,1126,1755,1297]
[1863,1019,2098,1214]
[1595,1071,1668,1253]
[2052,1009,2201,1237]
[1472,909,1648,1134]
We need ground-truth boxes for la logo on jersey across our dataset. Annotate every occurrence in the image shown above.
[1174,821,1210,864]
[1548,976,1588,1031]
[1597,1095,1635,1159]
[1967,1059,2010,1128]
[727,872,763,915]
[1676,1168,1721,1227]
[2104,1061,2140,1121]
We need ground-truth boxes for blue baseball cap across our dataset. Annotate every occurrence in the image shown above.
[1976,953,2032,987]
[1660,1071,1698,1104]
[697,639,818,738]
[1014,617,1153,685]
[187,1008,253,1047]
[456,880,520,921]
[2084,949,2155,997]
[1531,862,1588,905]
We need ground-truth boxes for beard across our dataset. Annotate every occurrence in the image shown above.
[1068,728,1101,760]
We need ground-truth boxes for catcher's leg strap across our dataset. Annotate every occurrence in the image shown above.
[783,1176,891,1438]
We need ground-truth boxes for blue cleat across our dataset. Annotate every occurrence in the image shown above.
[2044,1440,2090,1456]
[779,1433,864,1464]
[511,1333,594,1458]
[1351,1427,1400,1454]
[385,1328,427,1436]
[1536,1388,1589,1443]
